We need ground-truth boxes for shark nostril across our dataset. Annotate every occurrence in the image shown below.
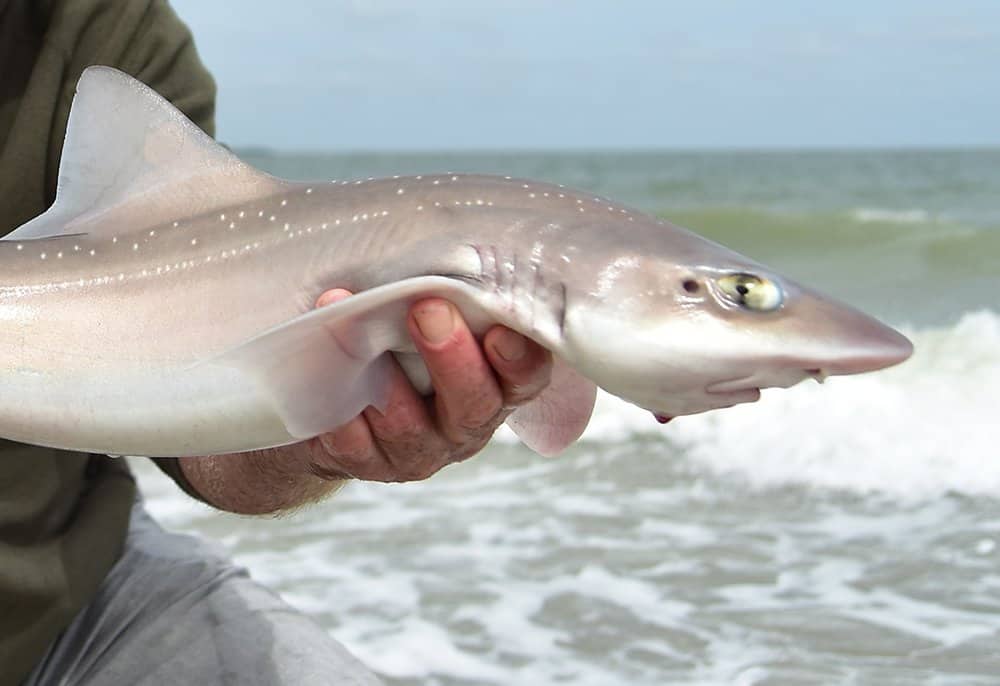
[682,279,700,294]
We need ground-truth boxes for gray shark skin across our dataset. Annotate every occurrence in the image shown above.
[0,67,912,457]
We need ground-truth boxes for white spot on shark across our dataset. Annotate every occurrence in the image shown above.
[595,256,640,297]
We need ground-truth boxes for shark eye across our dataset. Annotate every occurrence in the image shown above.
[718,273,783,311]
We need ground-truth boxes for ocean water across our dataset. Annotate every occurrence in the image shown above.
[133,148,1000,684]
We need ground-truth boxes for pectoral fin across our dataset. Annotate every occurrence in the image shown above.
[506,359,597,456]
[207,276,486,440]
[208,275,597,453]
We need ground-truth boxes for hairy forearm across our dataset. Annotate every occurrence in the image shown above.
[178,444,345,515]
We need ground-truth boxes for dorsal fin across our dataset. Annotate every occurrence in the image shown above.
[5,66,285,240]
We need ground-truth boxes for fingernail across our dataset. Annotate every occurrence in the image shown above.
[413,301,455,344]
[493,329,526,361]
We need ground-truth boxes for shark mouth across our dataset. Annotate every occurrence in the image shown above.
[706,368,829,397]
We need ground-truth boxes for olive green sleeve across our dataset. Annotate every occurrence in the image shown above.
[112,0,217,139]
[150,455,207,502]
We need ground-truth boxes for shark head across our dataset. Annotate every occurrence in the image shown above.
[559,218,913,419]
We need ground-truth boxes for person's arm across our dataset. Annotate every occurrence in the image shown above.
[178,292,552,514]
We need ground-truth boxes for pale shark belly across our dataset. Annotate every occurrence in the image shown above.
[0,364,293,456]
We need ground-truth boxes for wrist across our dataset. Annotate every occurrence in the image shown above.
[178,446,344,515]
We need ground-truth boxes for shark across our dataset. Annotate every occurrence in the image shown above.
[0,67,912,458]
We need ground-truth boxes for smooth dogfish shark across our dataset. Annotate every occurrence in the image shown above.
[0,67,912,458]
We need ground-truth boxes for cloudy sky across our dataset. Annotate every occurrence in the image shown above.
[168,0,999,151]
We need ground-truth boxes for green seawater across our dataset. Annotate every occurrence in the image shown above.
[240,147,999,325]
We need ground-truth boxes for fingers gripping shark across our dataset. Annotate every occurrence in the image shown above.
[0,67,912,458]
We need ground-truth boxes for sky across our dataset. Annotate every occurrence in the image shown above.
[168,0,1000,151]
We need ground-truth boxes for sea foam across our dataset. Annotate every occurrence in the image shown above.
[850,207,935,224]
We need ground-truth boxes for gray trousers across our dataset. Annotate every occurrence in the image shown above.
[24,501,382,686]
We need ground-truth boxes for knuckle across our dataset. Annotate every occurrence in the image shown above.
[369,420,426,453]
[369,429,447,482]
[393,457,441,483]
[504,357,553,406]
[453,437,489,462]
[314,433,373,475]
[455,389,504,431]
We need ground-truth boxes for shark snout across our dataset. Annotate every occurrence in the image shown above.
[808,301,914,376]
[777,291,914,380]
[818,325,913,376]
[705,310,913,397]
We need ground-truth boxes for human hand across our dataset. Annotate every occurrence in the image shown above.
[300,289,553,482]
